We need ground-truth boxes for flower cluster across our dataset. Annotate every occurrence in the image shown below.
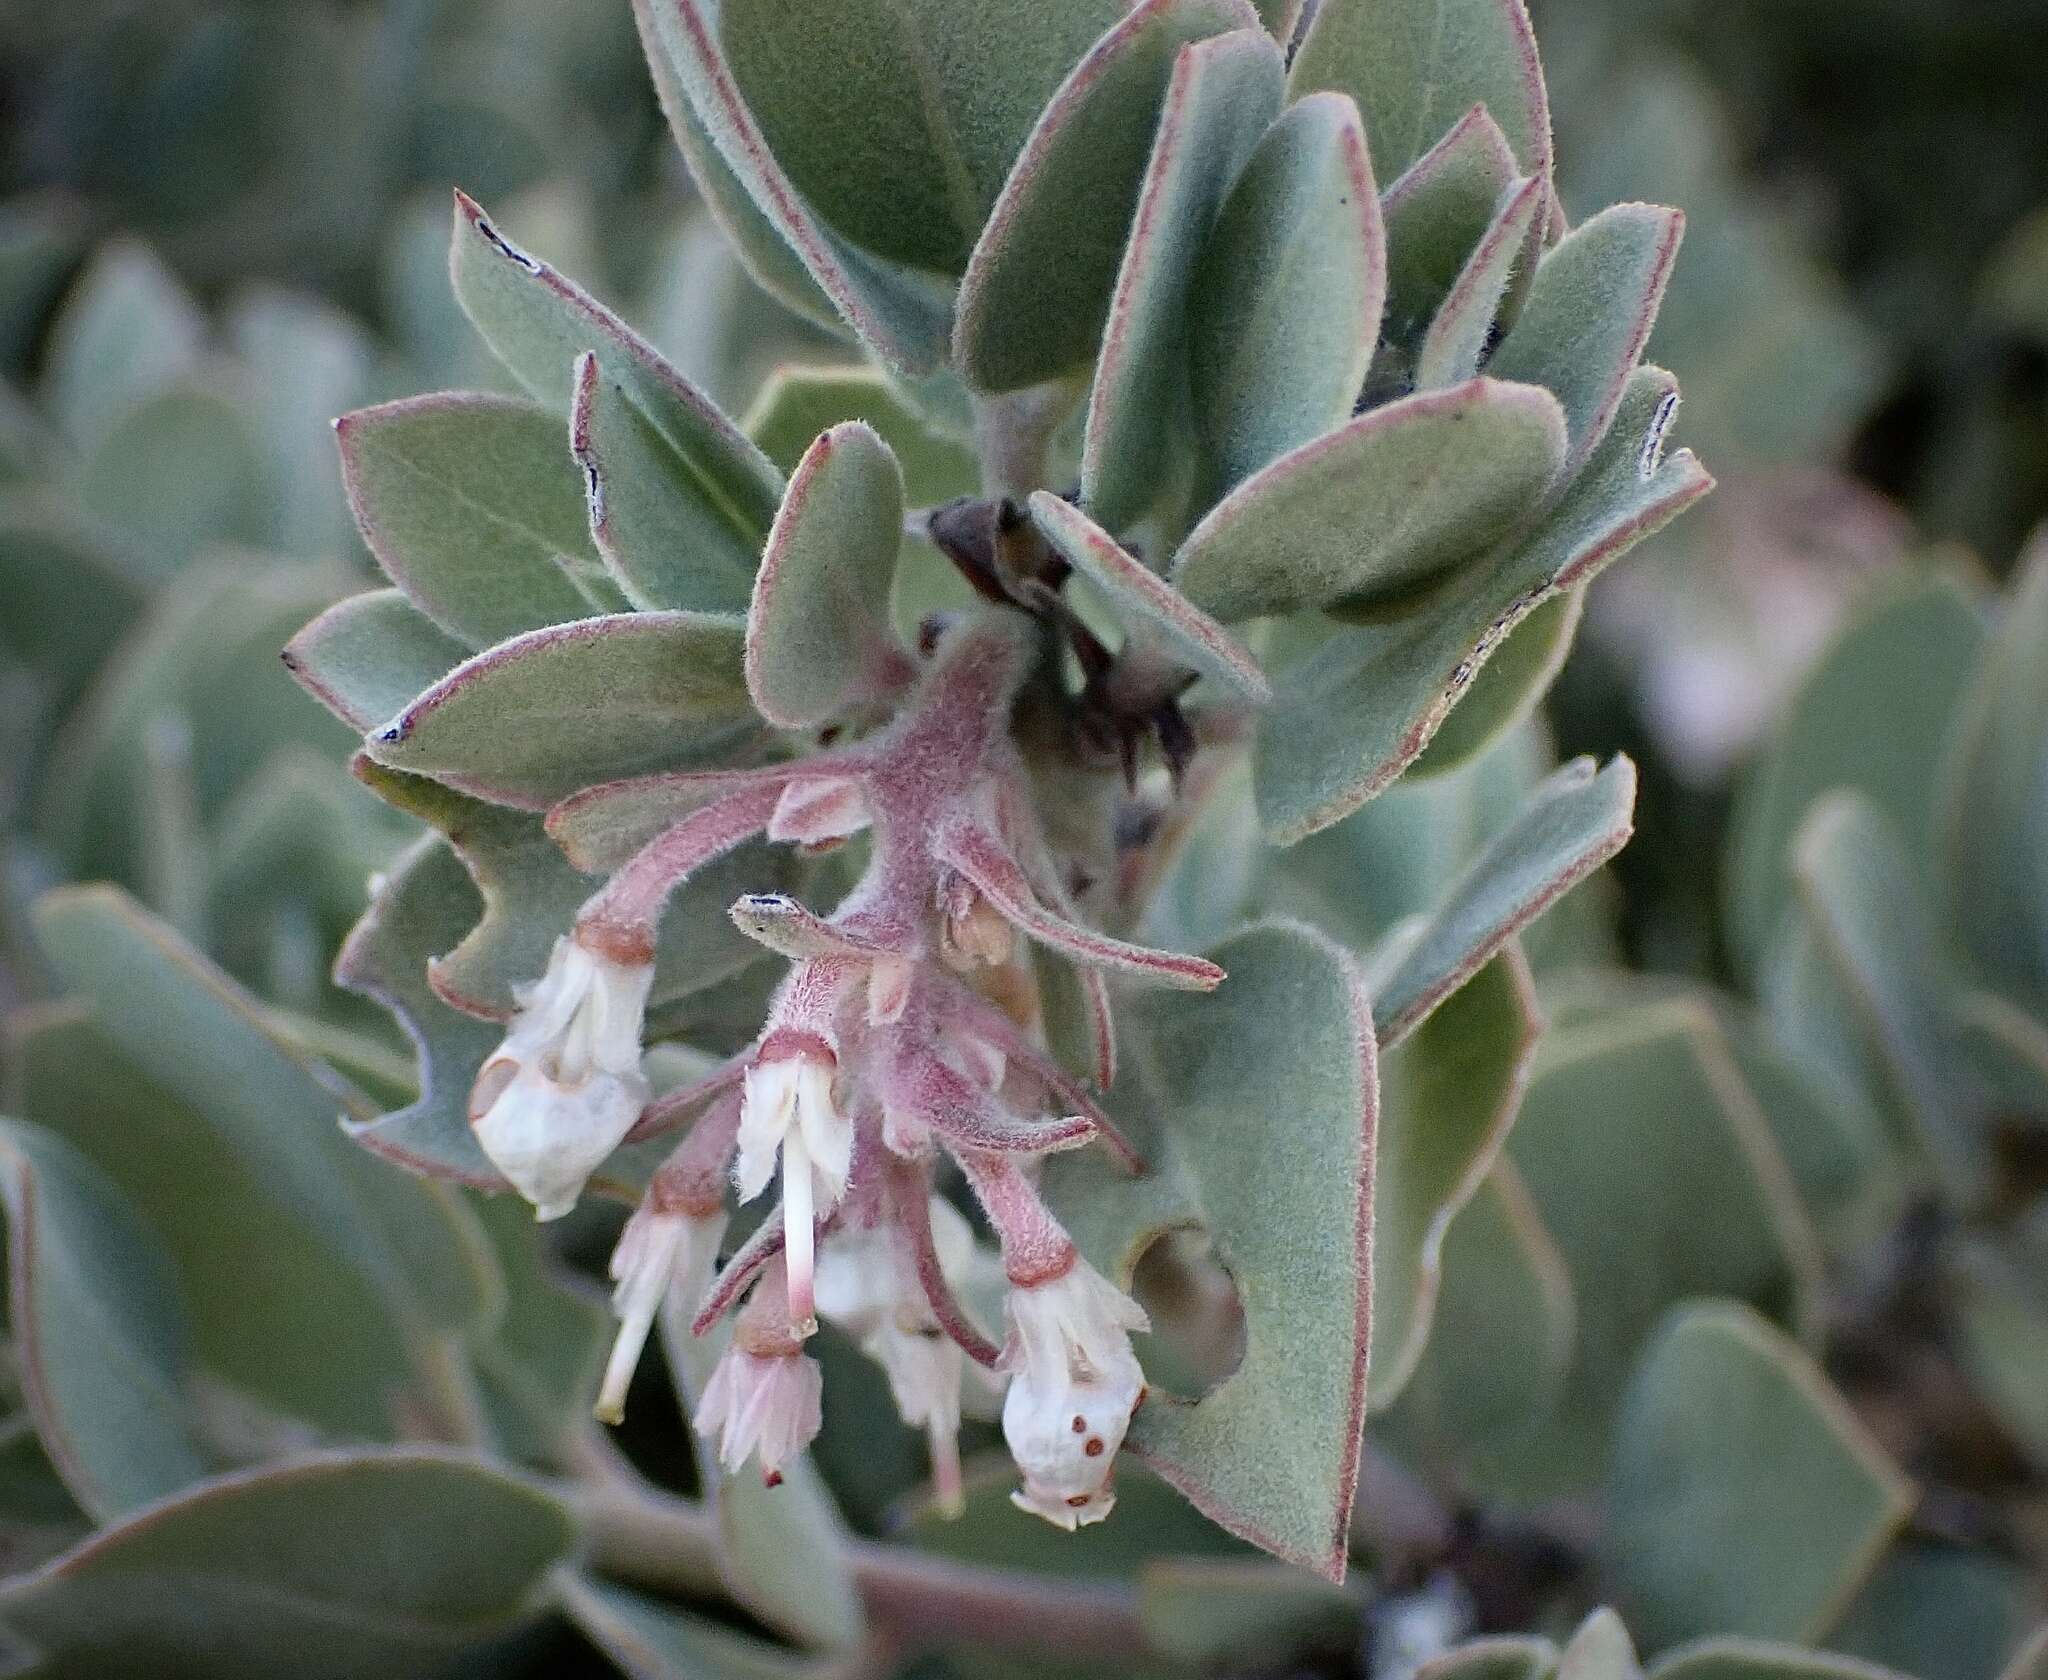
[467,609,1222,1523]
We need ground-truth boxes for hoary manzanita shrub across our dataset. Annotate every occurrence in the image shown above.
[285,0,1706,1570]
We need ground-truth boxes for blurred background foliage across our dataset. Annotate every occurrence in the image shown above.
[0,0,2045,1675]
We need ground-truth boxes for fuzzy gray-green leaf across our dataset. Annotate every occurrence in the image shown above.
[1081,28,1284,534]
[1375,754,1635,1044]
[1378,105,1519,349]
[1029,492,1269,701]
[283,589,471,734]
[1187,89,1384,498]
[336,392,617,649]
[1289,0,1552,187]
[745,421,909,729]
[1485,203,1685,472]
[1250,365,1708,843]
[637,0,957,373]
[953,0,1258,393]
[450,190,783,589]
[744,365,979,507]
[1172,376,1565,623]
[364,611,757,810]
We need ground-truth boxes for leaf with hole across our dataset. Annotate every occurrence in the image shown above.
[1044,921,1375,1581]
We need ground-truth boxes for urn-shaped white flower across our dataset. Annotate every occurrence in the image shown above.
[468,933,653,1219]
[1001,1259,1149,1529]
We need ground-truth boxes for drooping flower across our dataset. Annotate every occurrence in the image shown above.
[597,1199,727,1425]
[1000,1258,1149,1529]
[693,1342,824,1485]
[815,1198,976,1513]
[468,932,653,1219]
[736,1026,852,1331]
[694,1254,825,1484]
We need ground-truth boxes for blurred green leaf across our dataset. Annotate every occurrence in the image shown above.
[1368,950,1537,1407]
[1136,1555,1359,1664]
[30,886,500,1351]
[1487,998,1822,1497]
[1725,573,1985,977]
[70,383,272,569]
[557,1571,819,1679]
[1381,1162,1574,1460]
[1942,531,2048,1015]
[34,562,350,892]
[1829,1547,2041,1680]
[0,1119,211,1520]
[1606,1301,1911,1647]
[39,242,203,449]
[1646,1640,1913,1680]
[1418,1635,1560,1680]
[0,1450,577,1679]
[4,1006,420,1437]
[1792,793,1992,1209]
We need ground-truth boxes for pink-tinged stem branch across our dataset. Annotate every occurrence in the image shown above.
[934,815,1223,991]
[574,1473,1150,1658]
[954,1150,1077,1290]
[580,780,787,941]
